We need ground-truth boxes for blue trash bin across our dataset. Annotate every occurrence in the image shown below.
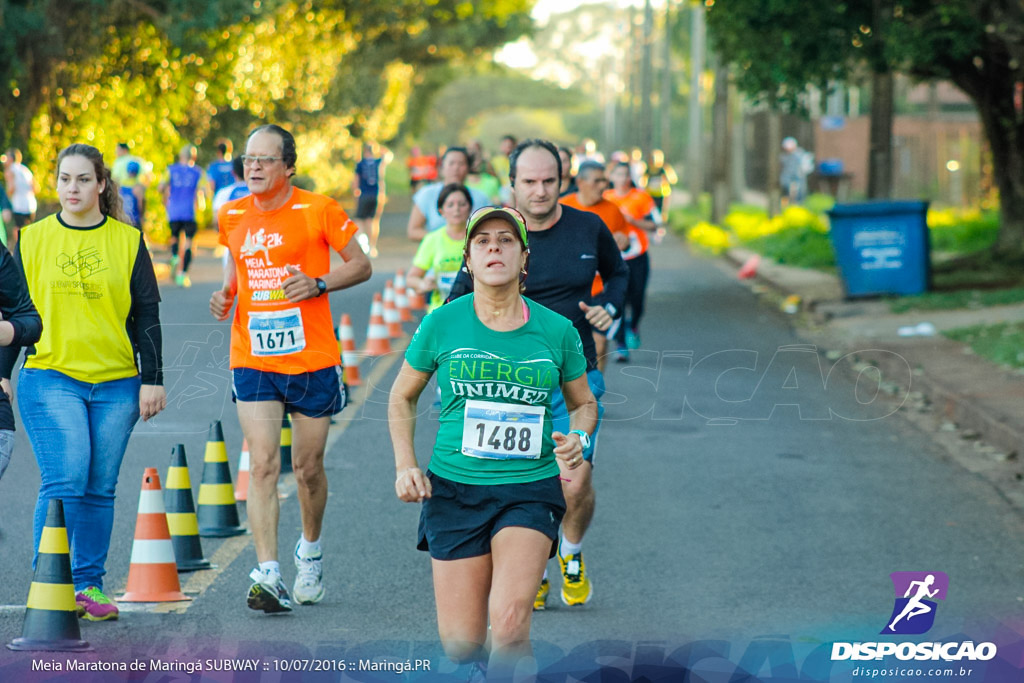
[826,200,930,298]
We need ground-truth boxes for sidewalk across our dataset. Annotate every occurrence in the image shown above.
[723,246,1024,506]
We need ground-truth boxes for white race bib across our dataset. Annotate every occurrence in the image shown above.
[461,400,545,460]
[437,271,457,299]
[247,308,306,356]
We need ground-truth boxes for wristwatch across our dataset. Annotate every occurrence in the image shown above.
[569,429,591,451]
[314,277,327,297]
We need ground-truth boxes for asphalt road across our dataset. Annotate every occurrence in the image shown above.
[1,211,1022,680]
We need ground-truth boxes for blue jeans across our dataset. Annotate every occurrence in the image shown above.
[18,368,141,591]
[550,369,605,463]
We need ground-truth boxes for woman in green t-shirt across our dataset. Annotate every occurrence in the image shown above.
[389,206,597,679]
[406,183,470,311]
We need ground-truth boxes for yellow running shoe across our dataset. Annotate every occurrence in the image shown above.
[533,578,549,611]
[559,549,592,606]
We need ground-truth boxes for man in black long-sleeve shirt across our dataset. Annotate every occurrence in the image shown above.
[0,246,42,479]
[448,139,628,610]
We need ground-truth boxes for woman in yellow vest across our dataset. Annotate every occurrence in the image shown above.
[0,143,165,621]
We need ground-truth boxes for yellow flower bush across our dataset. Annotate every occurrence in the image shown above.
[687,221,732,254]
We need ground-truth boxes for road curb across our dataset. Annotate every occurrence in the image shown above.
[720,248,1024,486]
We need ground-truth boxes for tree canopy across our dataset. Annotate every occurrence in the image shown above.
[1,0,533,198]
[707,0,1024,255]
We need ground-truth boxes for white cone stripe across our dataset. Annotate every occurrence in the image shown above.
[384,306,399,323]
[342,351,360,366]
[239,452,250,469]
[371,302,383,316]
[340,325,355,339]
[137,490,167,514]
[370,323,389,337]
[130,539,177,564]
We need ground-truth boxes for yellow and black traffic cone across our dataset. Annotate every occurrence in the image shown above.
[7,499,91,652]
[197,421,246,537]
[164,445,212,571]
[280,414,293,474]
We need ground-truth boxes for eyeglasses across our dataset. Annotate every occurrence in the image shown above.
[240,155,283,167]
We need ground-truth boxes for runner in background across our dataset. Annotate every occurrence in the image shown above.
[558,146,577,197]
[406,184,471,312]
[160,144,204,288]
[0,185,14,249]
[407,147,489,241]
[211,124,372,614]
[492,134,516,206]
[111,142,147,187]
[560,161,631,372]
[352,141,391,258]
[604,162,659,363]
[118,161,146,229]
[646,149,677,222]
[211,156,250,232]
[207,139,235,197]
[3,148,39,250]
[407,145,438,193]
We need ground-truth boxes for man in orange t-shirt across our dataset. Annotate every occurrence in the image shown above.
[603,162,659,363]
[211,124,372,615]
[560,160,630,371]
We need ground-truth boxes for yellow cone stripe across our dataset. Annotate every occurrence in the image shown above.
[26,582,77,612]
[165,466,192,490]
[38,526,70,555]
[130,539,177,564]
[166,512,199,537]
[137,489,167,514]
[205,443,228,462]
[281,431,292,447]
[197,483,236,505]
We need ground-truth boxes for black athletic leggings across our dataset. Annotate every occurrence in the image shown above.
[614,251,650,346]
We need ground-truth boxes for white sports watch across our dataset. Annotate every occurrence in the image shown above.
[569,429,591,451]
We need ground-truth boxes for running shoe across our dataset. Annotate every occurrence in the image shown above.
[533,578,549,611]
[175,273,192,288]
[626,329,641,350]
[247,568,293,613]
[76,586,119,621]
[558,547,592,606]
[292,541,325,605]
[614,347,630,363]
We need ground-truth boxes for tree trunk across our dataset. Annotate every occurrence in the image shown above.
[710,59,730,223]
[972,87,1024,257]
[867,69,894,199]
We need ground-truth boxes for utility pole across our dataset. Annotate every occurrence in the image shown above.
[687,2,705,205]
[660,1,674,159]
[640,0,655,163]
[711,56,730,223]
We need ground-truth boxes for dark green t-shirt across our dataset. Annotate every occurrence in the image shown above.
[405,294,587,485]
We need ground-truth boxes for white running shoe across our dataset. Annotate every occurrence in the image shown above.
[292,540,325,605]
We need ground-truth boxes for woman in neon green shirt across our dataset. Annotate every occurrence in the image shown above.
[405,184,471,311]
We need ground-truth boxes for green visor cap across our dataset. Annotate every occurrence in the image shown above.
[464,206,529,251]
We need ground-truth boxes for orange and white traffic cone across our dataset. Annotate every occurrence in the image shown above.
[394,270,413,322]
[339,313,362,386]
[234,439,250,502]
[405,267,427,311]
[365,293,392,356]
[120,468,190,602]
[737,254,761,279]
[383,280,403,339]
